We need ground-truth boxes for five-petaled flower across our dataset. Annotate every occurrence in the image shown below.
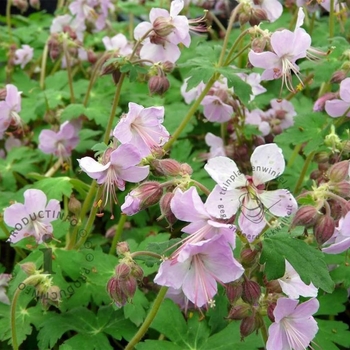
[325,78,350,118]
[4,189,61,244]
[204,144,297,242]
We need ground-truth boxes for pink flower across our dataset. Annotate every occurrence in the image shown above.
[236,72,267,101]
[154,234,244,308]
[0,84,22,138]
[180,77,205,104]
[322,211,350,254]
[0,274,11,304]
[325,78,350,118]
[113,102,169,158]
[14,45,34,69]
[4,189,61,244]
[245,109,271,136]
[241,0,283,22]
[201,95,233,123]
[78,145,150,213]
[38,120,80,159]
[278,260,318,300]
[248,27,311,92]
[102,34,133,55]
[50,14,86,41]
[205,144,297,242]
[267,298,319,350]
[202,132,227,160]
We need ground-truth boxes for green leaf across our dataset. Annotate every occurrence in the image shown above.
[260,234,334,292]
[315,288,348,316]
[61,104,86,122]
[63,333,112,350]
[33,177,74,201]
[314,319,350,350]
[123,289,149,326]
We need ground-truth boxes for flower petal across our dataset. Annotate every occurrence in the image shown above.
[258,189,297,217]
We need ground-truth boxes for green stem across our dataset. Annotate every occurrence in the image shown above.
[45,158,63,177]
[163,74,218,151]
[40,42,49,90]
[130,251,162,260]
[286,144,302,168]
[191,179,211,196]
[63,40,75,103]
[309,12,316,36]
[260,317,268,345]
[109,214,127,255]
[329,0,335,38]
[125,286,169,350]
[225,42,251,66]
[293,151,316,195]
[6,0,12,41]
[218,3,243,67]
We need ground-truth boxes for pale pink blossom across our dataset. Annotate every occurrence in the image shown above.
[236,72,267,101]
[180,77,205,104]
[201,95,233,123]
[154,234,244,307]
[102,34,133,55]
[267,298,319,350]
[322,211,350,254]
[4,189,60,244]
[50,14,86,41]
[0,274,11,304]
[245,109,271,136]
[203,132,227,159]
[325,78,350,118]
[14,45,34,69]
[239,0,283,22]
[278,260,318,300]
[113,102,169,158]
[205,144,297,242]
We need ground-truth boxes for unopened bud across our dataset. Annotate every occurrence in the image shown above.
[29,0,40,9]
[226,282,243,305]
[47,285,60,302]
[13,0,28,12]
[162,61,175,73]
[249,9,268,26]
[330,70,347,84]
[240,314,260,339]
[238,12,250,26]
[251,37,267,53]
[151,159,182,176]
[314,215,336,246]
[180,163,193,175]
[263,276,282,294]
[87,50,97,64]
[115,263,132,279]
[50,47,61,61]
[228,304,251,320]
[242,280,261,305]
[267,302,276,322]
[328,160,350,183]
[107,277,127,307]
[314,152,329,164]
[291,206,320,228]
[330,181,350,197]
[241,248,259,267]
[148,76,170,95]
[68,195,81,216]
[153,16,175,37]
[159,192,177,226]
[20,262,37,275]
[116,241,130,255]
[131,264,144,280]
[313,92,337,112]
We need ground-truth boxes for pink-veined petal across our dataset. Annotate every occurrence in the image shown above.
[325,99,350,118]
[258,189,297,217]
[119,165,150,183]
[339,78,350,102]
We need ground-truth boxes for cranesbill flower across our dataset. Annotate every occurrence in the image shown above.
[113,102,169,158]
[266,298,319,350]
[78,144,150,215]
[248,28,311,92]
[14,45,34,69]
[102,34,133,56]
[4,189,60,244]
[50,14,86,41]
[0,84,22,138]
[201,132,227,160]
[325,78,350,118]
[38,120,80,159]
[322,211,350,254]
[205,144,297,242]
[236,72,267,101]
[154,234,244,308]
[278,260,318,300]
[239,0,283,22]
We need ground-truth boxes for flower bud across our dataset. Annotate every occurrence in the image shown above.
[20,262,37,275]
[267,302,276,322]
[47,285,61,302]
[159,192,177,226]
[162,61,175,73]
[228,304,251,320]
[291,206,320,228]
[330,70,347,84]
[249,9,268,26]
[87,50,97,64]
[153,17,175,37]
[107,277,128,307]
[328,160,350,183]
[226,282,243,305]
[263,276,282,294]
[314,152,329,163]
[29,0,40,9]
[313,92,337,112]
[12,0,29,12]
[314,215,335,246]
[240,248,259,267]
[330,181,350,197]
[116,241,130,255]
[251,37,267,53]
[131,264,144,281]
[68,195,81,216]
[240,314,261,339]
[148,76,170,95]
[151,159,182,176]
[115,263,132,279]
[180,163,193,175]
[242,280,261,305]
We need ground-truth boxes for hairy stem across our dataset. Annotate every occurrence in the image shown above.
[109,214,127,255]
[63,40,75,103]
[294,151,316,195]
[40,42,49,89]
[125,286,169,350]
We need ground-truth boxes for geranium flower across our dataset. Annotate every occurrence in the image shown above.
[199,132,227,160]
[0,274,11,304]
[39,120,81,159]
[277,260,318,299]
[102,34,133,55]
[204,144,297,242]
[4,189,61,244]
[113,102,169,158]
[78,144,150,215]
[325,78,350,118]
[0,84,22,138]
[154,234,244,308]
[239,0,283,22]
[322,211,350,254]
[14,45,34,69]
[267,298,319,350]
